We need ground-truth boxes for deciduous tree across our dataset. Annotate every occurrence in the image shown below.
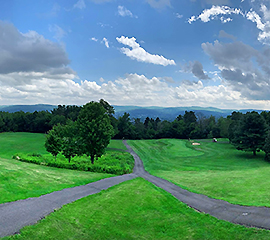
[45,125,62,161]
[77,101,114,164]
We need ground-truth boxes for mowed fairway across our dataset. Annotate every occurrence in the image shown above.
[4,178,270,240]
[0,132,128,204]
[128,139,270,207]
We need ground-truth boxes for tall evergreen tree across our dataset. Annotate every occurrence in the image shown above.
[232,112,268,156]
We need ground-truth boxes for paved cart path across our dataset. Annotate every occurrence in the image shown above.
[123,140,270,231]
[1,141,270,237]
[0,174,137,237]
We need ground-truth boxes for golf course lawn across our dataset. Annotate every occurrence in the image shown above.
[128,139,270,207]
[4,178,270,240]
[0,157,114,204]
[0,132,128,203]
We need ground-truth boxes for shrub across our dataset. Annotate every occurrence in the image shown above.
[12,151,134,175]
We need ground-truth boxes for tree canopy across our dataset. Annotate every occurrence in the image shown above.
[231,111,268,155]
[77,101,114,164]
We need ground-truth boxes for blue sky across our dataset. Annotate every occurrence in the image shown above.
[1,0,270,109]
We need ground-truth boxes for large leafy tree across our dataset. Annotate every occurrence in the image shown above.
[77,101,114,164]
[45,124,63,161]
[61,120,79,163]
[232,112,268,156]
[263,130,270,161]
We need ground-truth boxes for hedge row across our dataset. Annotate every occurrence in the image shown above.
[13,151,134,175]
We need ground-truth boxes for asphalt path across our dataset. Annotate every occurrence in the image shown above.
[0,174,137,237]
[1,140,270,237]
[123,140,270,230]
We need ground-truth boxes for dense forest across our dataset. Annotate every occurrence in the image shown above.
[1,100,270,143]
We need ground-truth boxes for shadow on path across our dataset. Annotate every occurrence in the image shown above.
[1,140,270,237]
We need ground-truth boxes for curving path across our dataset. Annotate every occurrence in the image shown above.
[0,174,137,237]
[1,140,270,237]
[123,140,270,230]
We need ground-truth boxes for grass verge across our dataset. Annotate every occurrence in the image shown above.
[128,139,270,207]
[4,178,270,240]
[0,157,113,204]
[0,133,130,203]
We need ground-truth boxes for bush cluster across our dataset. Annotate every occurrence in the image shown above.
[13,151,134,175]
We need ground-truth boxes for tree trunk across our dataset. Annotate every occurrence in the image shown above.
[91,155,94,164]
[68,157,71,163]
[55,155,57,161]
[253,150,256,156]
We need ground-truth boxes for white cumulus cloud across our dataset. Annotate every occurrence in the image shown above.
[116,36,176,66]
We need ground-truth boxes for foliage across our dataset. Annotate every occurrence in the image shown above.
[13,150,134,175]
[228,111,243,142]
[1,100,270,144]
[263,130,270,161]
[6,179,270,240]
[44,100,115,164]
[115,112,135,139]
[231,112,268,155]
[60,121,79,163]
[45,125,62,160]
[77,101,114,164]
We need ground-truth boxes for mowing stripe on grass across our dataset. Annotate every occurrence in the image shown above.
[3,139,270,238]
[0,174,137,238]
[123,140,270,230]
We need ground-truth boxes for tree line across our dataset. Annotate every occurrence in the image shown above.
[2,100,270,158]
[2,101,270,141]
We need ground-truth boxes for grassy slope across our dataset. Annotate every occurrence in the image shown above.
[0,132,127,157]
[0,132,48,158]
[0,133,127,203]
[0,157,113,204]
[128,139,270,207]
[107,140,127,150]
[5,178,270,240]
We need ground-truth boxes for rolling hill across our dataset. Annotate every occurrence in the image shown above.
[0,104,264,121]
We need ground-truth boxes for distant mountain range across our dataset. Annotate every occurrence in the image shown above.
[113,106,264,121]
[0,104,57,113]
[0,104,264,121]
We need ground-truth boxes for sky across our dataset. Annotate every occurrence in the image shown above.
[1,0,270,109]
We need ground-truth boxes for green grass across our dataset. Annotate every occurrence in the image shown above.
[1,132,133,174]
[0,132,126,157]
[107,140,127,150]
[128,139,270,207]
[0,133,130,203]
[0,157,113,204]
[5,178,270,240]
[0,132,48,158]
